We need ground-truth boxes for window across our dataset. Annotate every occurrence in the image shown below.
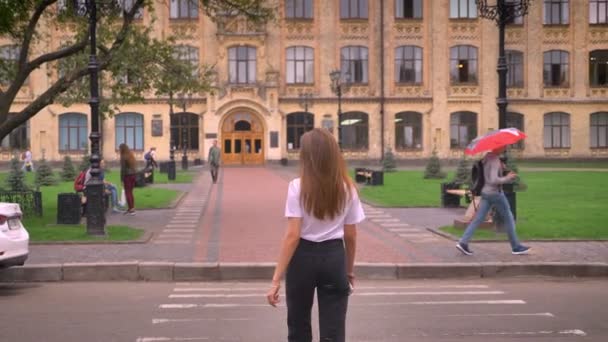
[395,0,422,19]
[543,112,570,148]
[286,46,314,84]
[118,0,143,18]
[590,50,608,86]
[506,50,524,87]
[590,0,608,24]
[505,0,524,24]
[450,45,478,84]
[543,0,569,25]
[340,112,368,150]
[229,46,256,84]
[0,45,19,85]
[171,112,199,150]
[591,112,608,148]
[58,0,87,16]
[286,112,314,150]
[59,113,88,152]
[174,45,199,76]
[170,0,198,19]
[543,50,569,87]
[340,0,368,19]
[449,0,477,19]
[395,112,422,149]
[285,0,313,19]
[450,111,477,148]
[115,113,144,150]
[341,46,368,84]
[0,119,29,150]
[395,46,422,84]
[506,112,525,149]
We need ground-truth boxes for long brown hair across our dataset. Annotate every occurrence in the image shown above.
[299,128,355,220]
[119,143,136,169]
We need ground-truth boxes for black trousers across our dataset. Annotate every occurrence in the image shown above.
[286,238,350,342]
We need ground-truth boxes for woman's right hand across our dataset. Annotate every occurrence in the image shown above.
[266,282,281,307]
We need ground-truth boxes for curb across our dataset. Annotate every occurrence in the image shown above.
[1,262,607,282]
[426,227,608,243]
[30,230,153,245]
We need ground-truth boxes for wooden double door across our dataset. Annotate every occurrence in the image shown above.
[221,112,264,165]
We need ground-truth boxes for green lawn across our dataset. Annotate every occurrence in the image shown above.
[518,161,608,169]
[0,169,181,241]
[151,170,196,184]
[359,171,608,240]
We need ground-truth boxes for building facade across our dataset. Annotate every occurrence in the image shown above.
[3,0,608,164]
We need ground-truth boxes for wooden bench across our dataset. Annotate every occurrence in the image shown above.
[355,169,384,186]
[446,189,494,228]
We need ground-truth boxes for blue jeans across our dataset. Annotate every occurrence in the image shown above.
[105,183,119,208]
[459,192,521,250]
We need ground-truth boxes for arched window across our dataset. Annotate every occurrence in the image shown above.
[286,46,314,84]
[340,112,368,150]
[59,113,88,152]
[285,0,313,19]
[590,112,608,148]
[228,46,256,84]
[450,111,477,148]
[0,45,20,85]
[543,50,569,87]
[286,112,314,150]
[340,0,368,19]
[450,45,478,84]
[395,112,422,150]
[171,112,199,150]
[590,50,608,86]
[506,112,525,149]
[115,112,144,150]
[544,112,570,148]
[341,46,368,84]
[395,46,422,84]
[506,50,524,87]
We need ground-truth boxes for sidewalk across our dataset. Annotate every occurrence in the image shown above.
[11,165,608,281]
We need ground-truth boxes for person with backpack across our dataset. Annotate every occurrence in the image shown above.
[120,143,138,216]
[456,146,531,256]
[84,160,124,213]
[144,147,158,170]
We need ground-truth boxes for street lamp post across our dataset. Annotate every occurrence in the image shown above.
[168,91,176,180]
[329,70,351,149]
[85,0,106,235]
[177,93,192,170]
[476,0,530,129]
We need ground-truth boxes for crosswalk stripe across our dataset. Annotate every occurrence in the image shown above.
[371,218,400,223]
[153,240,191,244]
[388,228,420,232]
[169,291,504,298]
[172,285,491,291]
[381,223,411,227]
[136,337,209,342]
[159,300,526,309]
[162,229,195,233]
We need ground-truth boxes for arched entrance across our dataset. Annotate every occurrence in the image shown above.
[221,112,264,165]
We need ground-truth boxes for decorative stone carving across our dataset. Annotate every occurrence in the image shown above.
[395,150,423,157]
[544,148,570,157]
[394,86,423,97]
[591,149,608,157]
[449,85,480,96]
[168,23,199,40]
[590,87,608,97]
[449,22,479,40]
[265,70,280,87]
[393,22,423,40]
[507,88,526,98]
[284,21,314,40]
[543,88,571,98]
[285,85,315,96]
[505,28,524,45]
[543,27,570,44]
[589,27,608,45]
[216,14,266,44]
[345,85,373,97]
[340,22,369,39]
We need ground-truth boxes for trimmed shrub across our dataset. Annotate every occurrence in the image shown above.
[424,150,446,179]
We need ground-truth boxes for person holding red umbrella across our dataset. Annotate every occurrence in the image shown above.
[456,128,531,256]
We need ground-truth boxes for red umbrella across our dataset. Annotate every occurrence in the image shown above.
[465,128,527,155]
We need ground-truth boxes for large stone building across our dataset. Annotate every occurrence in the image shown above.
[3,0,608,164]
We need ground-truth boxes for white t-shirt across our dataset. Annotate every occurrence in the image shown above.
[284,178,366,242]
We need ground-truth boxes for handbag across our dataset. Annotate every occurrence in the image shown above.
[119,189,127,207]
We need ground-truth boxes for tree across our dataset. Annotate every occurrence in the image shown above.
[35,158,57,186]
[61,155,77,181]
[504,150,527,191]
[452,154,471,186]
[424,149,446,179]
[79,154,90,171]
[0,0,274,139]
[382,148,397,172]
[6,157,28,192]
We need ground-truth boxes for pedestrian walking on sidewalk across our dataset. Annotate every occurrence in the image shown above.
[456,146,531,256]
[267,128,365,342]
[119,143,137,216]
[21,148,34,171]
[207,139,221,184]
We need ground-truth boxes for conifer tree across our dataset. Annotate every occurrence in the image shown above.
[35,159,57,187]
[6,157,28,192]
[424,150,446,179]
[382,148,397,172]
[61,156,77,181]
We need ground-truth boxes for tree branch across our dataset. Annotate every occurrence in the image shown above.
[18,0,58,69]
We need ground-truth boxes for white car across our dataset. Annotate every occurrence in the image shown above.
[0,203,29,268]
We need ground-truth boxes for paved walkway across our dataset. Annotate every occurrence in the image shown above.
[27,166,608,265]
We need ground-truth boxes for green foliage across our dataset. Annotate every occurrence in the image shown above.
[424,150,446,179]
[35,159,57,187]
[6,157,28,192]
[61,156,77,181]
[382,148,397,172]
[453,154,472,186]
[79,155,91,171]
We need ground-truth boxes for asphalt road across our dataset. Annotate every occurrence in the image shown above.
[0,278,606,342]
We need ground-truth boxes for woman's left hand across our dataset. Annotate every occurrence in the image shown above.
[266,282,281,307]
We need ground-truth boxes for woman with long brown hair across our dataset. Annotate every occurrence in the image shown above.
[266,128,365,342]
[119,143,137,215]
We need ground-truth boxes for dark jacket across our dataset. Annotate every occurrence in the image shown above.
[120,158,137,180]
